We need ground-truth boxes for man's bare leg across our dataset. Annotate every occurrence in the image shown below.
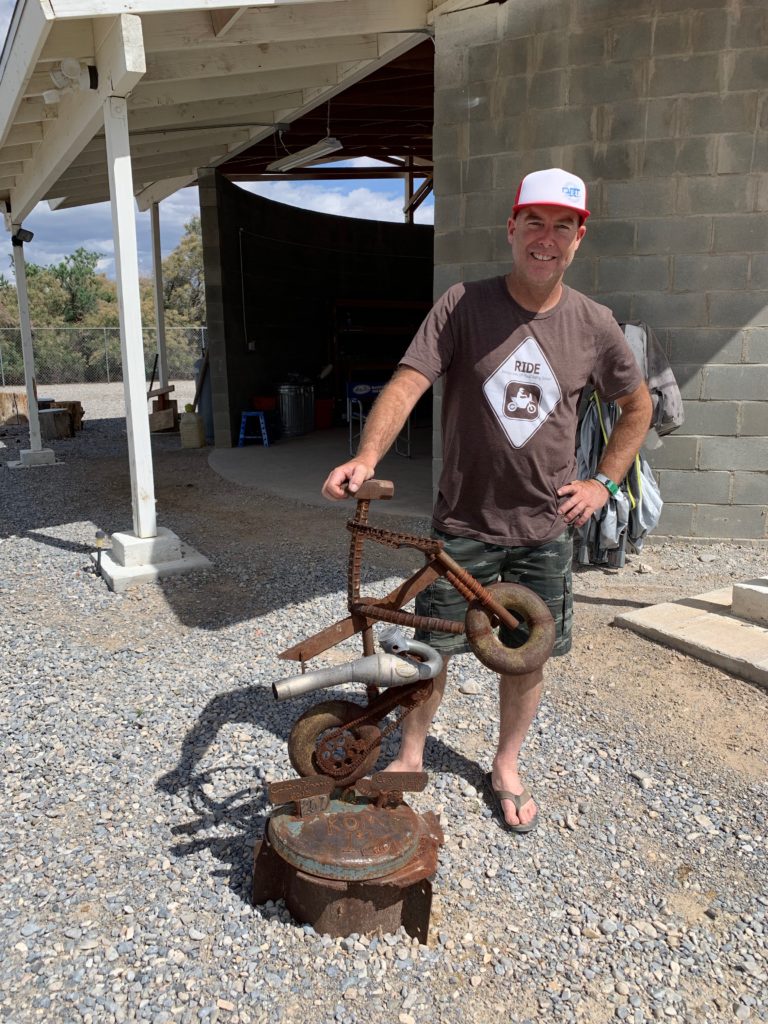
[491,667,543,828]
[383,658,450,772]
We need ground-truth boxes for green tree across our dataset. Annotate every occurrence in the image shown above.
[161,216,205,326]
[51,247,110,323]
[0,222,206,384]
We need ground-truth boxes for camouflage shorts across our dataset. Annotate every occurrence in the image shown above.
[414,527,574,659]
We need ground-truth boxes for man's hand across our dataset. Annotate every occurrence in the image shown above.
[322,458,376,500]
[557,478,611,527]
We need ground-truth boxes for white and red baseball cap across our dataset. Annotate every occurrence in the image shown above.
[512,168,590,221]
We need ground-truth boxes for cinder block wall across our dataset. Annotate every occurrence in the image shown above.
[433,0,768,540]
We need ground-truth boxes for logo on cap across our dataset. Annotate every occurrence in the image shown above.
[562,184,582,199]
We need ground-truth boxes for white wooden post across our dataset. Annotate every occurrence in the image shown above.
[150,201,169,390]
[103,94,157,539]
[11,238,43,452]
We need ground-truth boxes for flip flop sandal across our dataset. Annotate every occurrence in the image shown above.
[484,771,539,835]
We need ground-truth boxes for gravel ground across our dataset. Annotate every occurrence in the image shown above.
[1,390,766,1024]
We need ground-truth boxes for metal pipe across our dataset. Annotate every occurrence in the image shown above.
[377,626,443,679]
[274,652,423,702]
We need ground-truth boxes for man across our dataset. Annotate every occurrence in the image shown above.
[322,168,652,834]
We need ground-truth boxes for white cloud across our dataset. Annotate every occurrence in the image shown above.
[238,180,434,225]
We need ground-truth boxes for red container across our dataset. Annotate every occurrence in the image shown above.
[314,398,334,430]
[251,395,277,412]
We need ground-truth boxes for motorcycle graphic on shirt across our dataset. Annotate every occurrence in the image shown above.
[505,383,540,419]
[483,336,562,448]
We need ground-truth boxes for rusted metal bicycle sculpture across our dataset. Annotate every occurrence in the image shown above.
[273,479,556,786]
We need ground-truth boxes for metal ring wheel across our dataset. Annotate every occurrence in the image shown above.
[288,699,382,785]
[465,581,556,676]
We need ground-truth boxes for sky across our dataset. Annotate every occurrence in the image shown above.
[0,0,433,281]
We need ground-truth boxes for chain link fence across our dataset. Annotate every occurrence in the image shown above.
[0,326,206,387]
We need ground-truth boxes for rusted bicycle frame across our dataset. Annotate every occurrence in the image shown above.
[279,478,555,677]
[253,482,556,936]
[275,480,555,785]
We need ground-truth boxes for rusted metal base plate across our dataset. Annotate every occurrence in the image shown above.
[268,796,422,881]
[252,806,443,943]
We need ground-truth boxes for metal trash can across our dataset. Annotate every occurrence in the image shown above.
[278,383,315,437]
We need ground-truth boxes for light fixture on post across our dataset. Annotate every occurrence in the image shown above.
[266,137,343,173]
[44,59,99,103]
[11,227,34,247]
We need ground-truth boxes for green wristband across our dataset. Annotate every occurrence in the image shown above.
[594,472,619,496]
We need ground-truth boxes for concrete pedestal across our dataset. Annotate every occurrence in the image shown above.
[8,448,56,468]
[93,526,211,593]
[732,578,768,627]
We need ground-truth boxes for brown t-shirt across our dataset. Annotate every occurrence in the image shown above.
[400,277,643,546]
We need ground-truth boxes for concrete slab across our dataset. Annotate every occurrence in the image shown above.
[615,586,768,690]
[208,426,433,520]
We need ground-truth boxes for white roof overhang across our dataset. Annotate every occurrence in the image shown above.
[0,0,480,226]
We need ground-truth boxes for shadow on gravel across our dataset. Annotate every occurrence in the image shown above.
[156,684,283,901]
[574,593,649,609]
[157,684,483,904]
[2,417,418,631]
[25,529,94,554]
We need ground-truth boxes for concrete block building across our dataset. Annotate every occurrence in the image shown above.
[431,0,768,540]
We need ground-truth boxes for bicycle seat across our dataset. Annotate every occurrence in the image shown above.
[349,479,394,500]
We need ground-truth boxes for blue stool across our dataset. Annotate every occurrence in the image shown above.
[238,411,270,447]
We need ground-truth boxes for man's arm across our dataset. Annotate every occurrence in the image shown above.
[557,381,653,527]
[321,366,432,499]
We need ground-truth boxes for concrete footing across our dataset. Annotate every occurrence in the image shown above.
[731,578,768,627]
[615,583,768,691]
[8,448,56,468]
[93,526,211,593]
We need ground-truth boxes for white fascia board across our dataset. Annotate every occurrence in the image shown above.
[9,14,146,224]
[130,63,338,107]
[135,174,195,212]
[0,0,54,151]
[141,0,431,51]
[143,34,379,83]
[47,0,347,15]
